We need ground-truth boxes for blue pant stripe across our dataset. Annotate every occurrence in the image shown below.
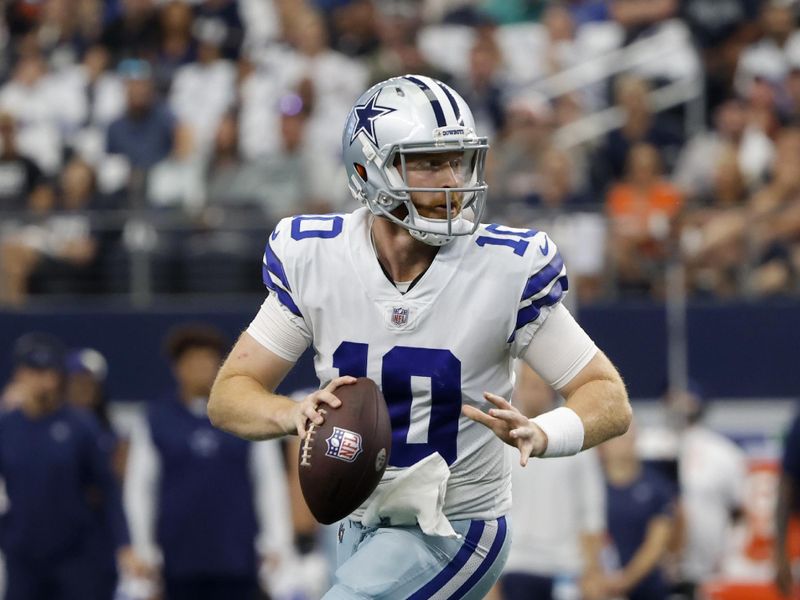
[407,520,485,600]
[449,516,508,599]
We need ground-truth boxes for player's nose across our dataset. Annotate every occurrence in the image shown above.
[439,163,463,188]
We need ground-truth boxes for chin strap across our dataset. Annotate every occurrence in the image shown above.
[405,203,474,246]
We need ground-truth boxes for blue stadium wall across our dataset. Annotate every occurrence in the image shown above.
[0,299,798,401]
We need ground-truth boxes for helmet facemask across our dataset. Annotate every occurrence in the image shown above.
[343,75,490,245]
[364,138,489,246]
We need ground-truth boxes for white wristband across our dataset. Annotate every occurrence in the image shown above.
[531,406,585,458]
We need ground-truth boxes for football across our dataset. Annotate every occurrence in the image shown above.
[298,377,392,524]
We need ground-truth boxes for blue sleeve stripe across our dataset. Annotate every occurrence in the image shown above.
[521,253,564,302]
[262,265,303,318]
[508,275,568,342]
[263,239,291,292]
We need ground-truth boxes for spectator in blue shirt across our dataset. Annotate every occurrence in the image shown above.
[600,422,676,600]
[0,332,136,600]
[776,408,800,597]
[106,59,176,172]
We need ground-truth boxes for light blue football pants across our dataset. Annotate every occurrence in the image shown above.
[322,516,510,599]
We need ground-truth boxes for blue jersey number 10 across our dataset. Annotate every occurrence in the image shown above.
[333,342,462,467]
[475,224,538,256]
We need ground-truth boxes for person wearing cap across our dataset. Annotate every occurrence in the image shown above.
[106,59,177,172]
[66,348,111,427]
[0,333,139,600]
[65,347,133,600]
[124,323,292,600]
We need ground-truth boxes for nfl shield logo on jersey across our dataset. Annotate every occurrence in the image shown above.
[391,307,409,327]
[325,427,363,463]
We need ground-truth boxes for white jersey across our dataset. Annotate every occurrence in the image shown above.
[262,208,569,520]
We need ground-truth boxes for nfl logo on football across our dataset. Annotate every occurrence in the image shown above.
[325,427,363,462]
[391,306,409,327]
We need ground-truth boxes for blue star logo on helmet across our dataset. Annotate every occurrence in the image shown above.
[349,90,396,146]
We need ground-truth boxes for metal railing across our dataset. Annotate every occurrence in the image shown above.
[516,19,706,149]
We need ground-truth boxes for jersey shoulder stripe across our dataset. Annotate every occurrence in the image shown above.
[260,213,352,317]
[521,252,565,301]
[466,224,568,343]
[508,233,569,342]
[509,276,568,342]
[263,237,292,292]
[261,220,302,317]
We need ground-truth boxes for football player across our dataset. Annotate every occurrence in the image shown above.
[209,74,632,599]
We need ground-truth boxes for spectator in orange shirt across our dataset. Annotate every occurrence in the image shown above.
[607,142,683,296]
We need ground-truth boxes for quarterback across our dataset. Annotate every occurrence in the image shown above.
[209,75,632,599]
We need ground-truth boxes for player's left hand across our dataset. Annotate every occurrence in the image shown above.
[462,392,548,466]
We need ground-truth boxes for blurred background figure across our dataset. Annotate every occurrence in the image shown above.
[516,146,606,303]
[0,157,105,305]
[497,363,606,600]
[368,2,446,85]
[662,384,747,599]
[0,50,63,175]
[65,346,124,473]
[677,143,751,298]
[745,124,800,298]
[106,58,177,190]
[673,97,772,200]
[600,422,677,600]
[592,75,684,191]
[167,17,235,158]
[486,92,553,211]
[0,332,136,600]
[0,112,48,213]
[124,323,291,600]
[452,31,506,141]
[65,346,129,600]
[775,407,800,599]
[606,142,683,297]
[100,0,160,65]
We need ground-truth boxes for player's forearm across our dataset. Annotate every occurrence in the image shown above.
[208,373,296,441]
[566,376,631,450]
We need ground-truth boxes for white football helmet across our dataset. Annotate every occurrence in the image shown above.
[342,75,489,246]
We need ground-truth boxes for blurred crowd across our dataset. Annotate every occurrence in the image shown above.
[0,327,797,600]
[1,0,800,305]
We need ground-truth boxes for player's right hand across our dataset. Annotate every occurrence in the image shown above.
[292,376,356,439]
